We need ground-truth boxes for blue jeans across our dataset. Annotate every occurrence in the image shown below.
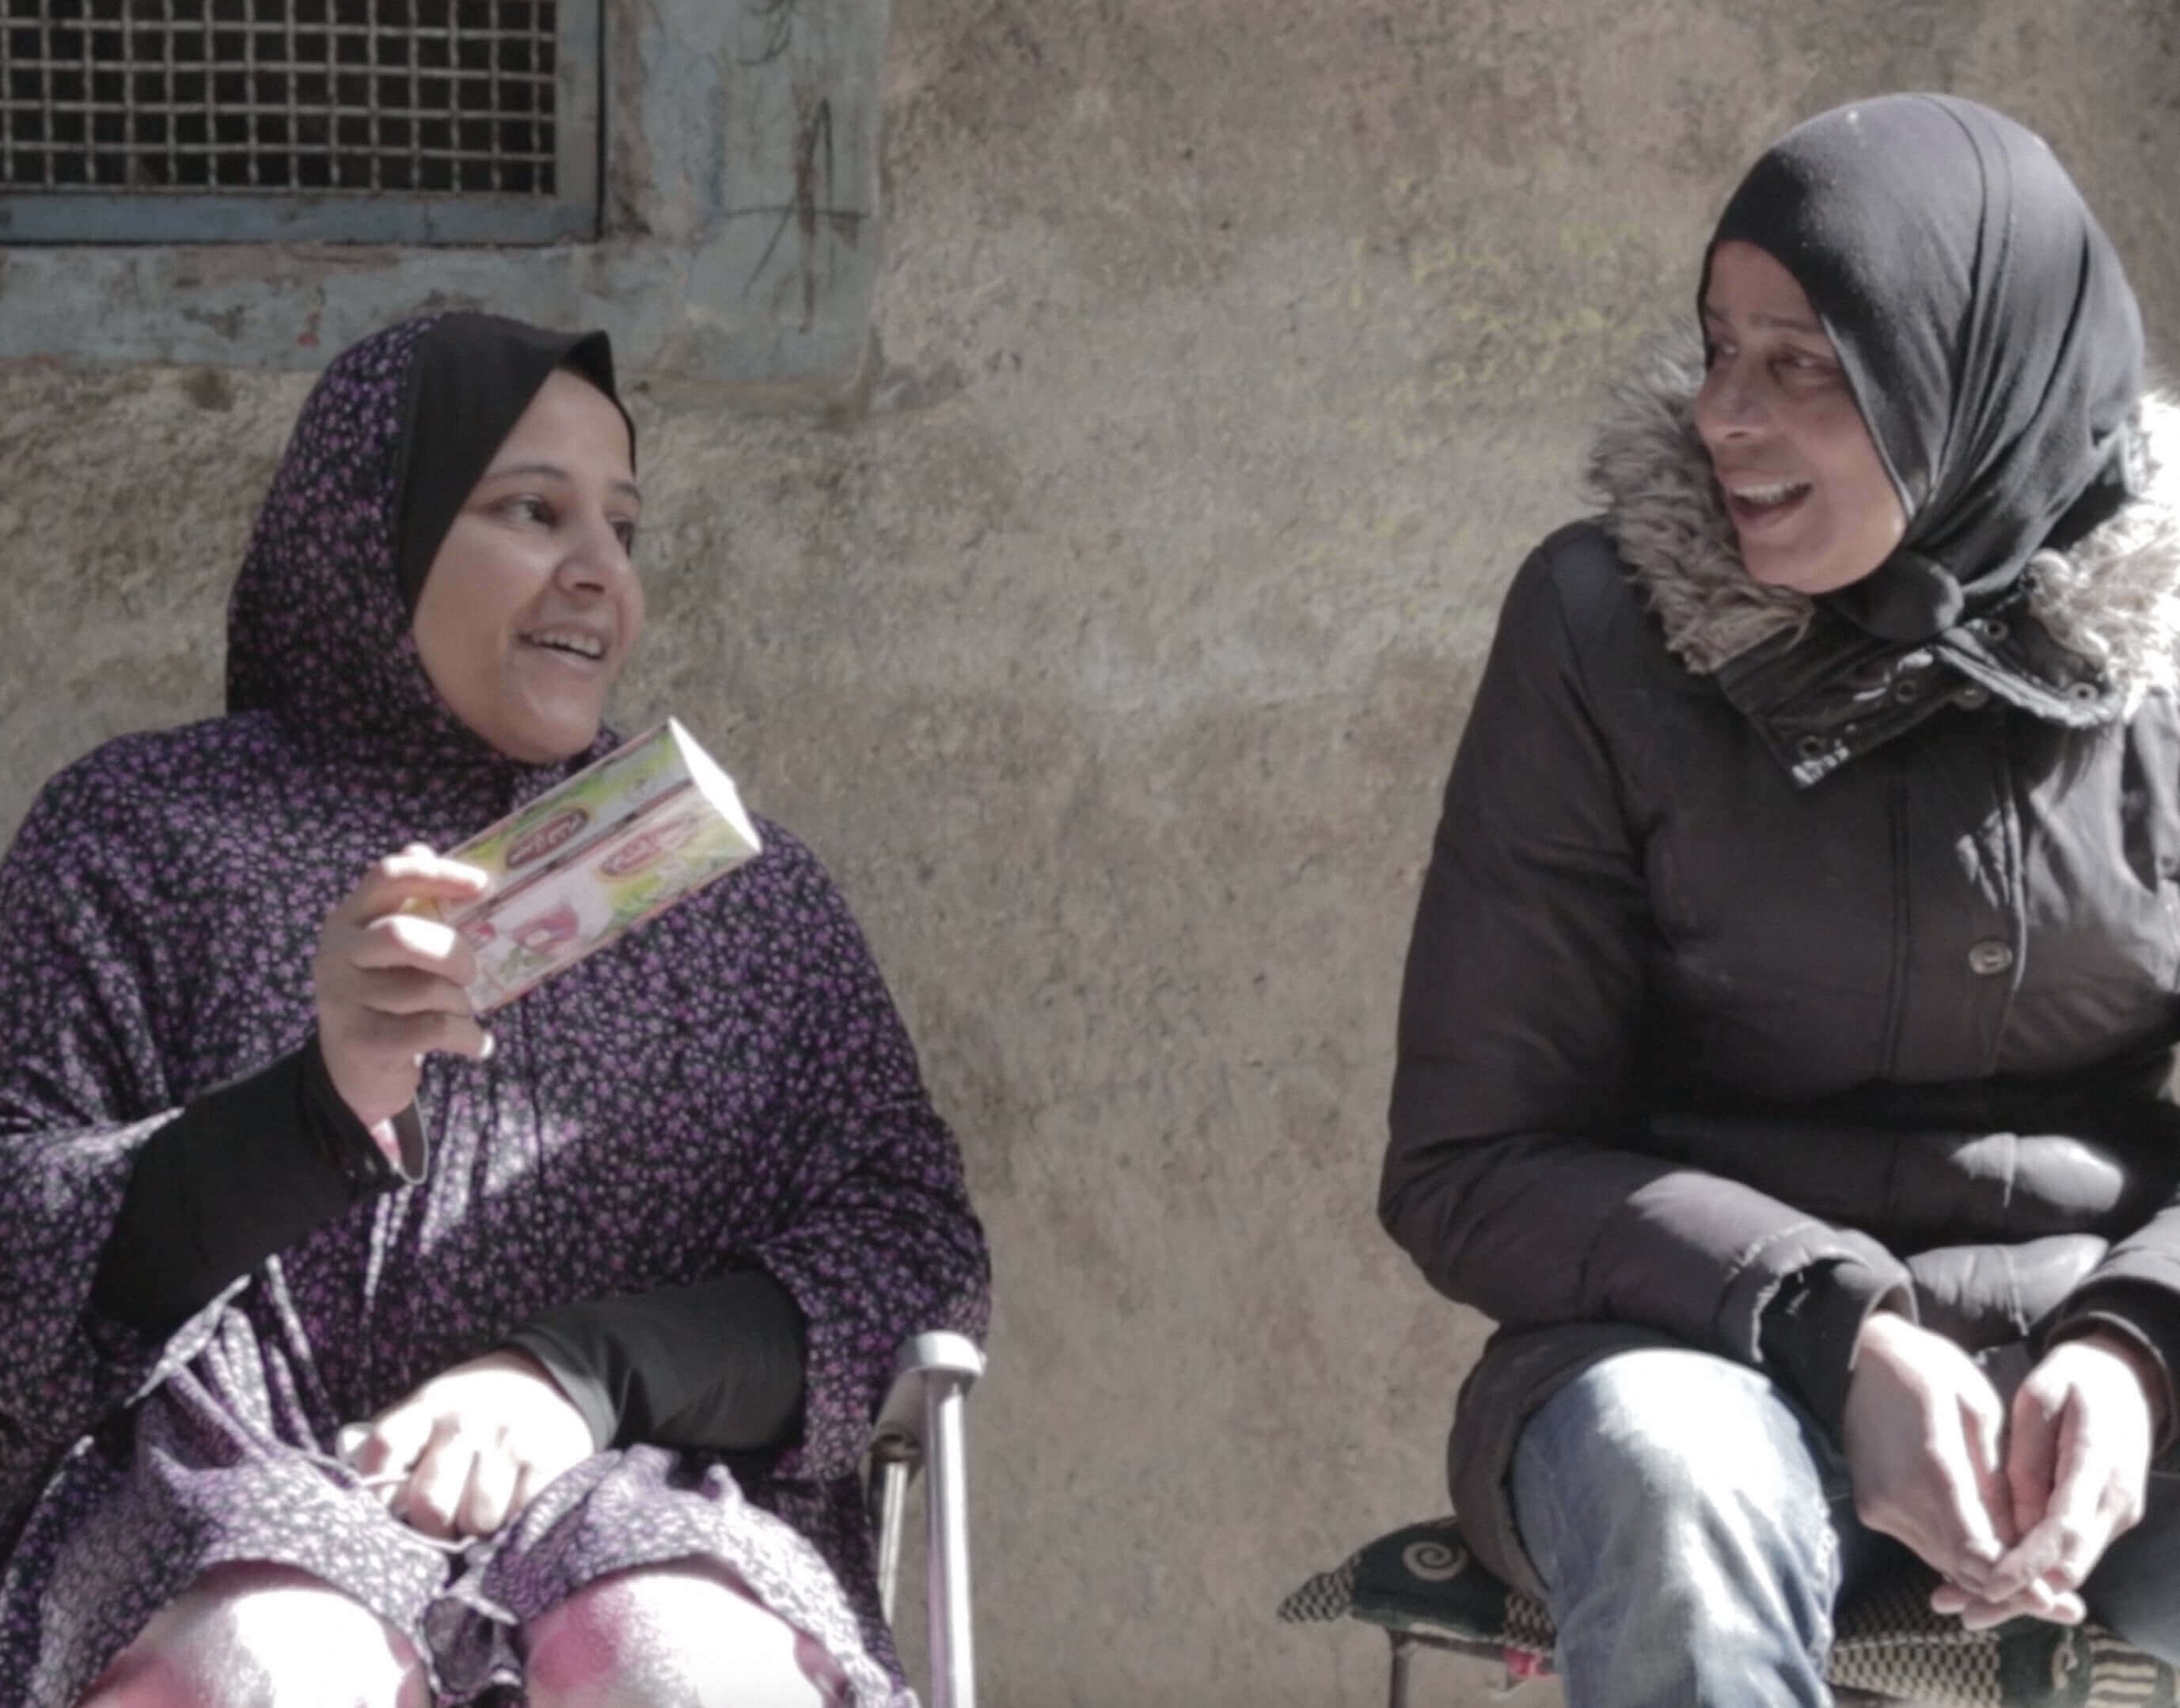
[1510,1347,2180,1708]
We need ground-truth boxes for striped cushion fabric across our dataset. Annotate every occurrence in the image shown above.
[1278,1517,2176,1706]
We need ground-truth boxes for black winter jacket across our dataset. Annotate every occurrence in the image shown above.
[1382,347,2180,1598]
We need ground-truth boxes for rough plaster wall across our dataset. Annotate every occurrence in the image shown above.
[3,3,2180,1704]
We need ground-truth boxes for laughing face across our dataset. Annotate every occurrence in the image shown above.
[412,368,644,763]
[1694,241,1907,597]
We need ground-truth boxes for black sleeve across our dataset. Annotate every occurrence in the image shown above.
[2049,1175,2180,1444]
[89,1035,420,1335]
[1758,1258,1903,1438]
[2044,1281,2180,1454]
[506,1270,809,1454]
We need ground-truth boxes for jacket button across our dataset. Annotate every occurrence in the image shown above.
[1967,939,2014,976]
[1954,684,1992,709]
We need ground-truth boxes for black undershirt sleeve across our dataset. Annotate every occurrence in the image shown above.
[89,1035,420,1337]
[506,1271,808,1454]
[87,1034,805,1454]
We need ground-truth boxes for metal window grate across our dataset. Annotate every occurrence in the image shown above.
[0,0,598,243]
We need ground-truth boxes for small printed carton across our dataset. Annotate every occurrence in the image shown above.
[416,718,763,1012]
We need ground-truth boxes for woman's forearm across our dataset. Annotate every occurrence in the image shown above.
[88,1036,409,1335]
[504,1270,809,1454]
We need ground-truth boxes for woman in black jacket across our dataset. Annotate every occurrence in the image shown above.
[1381,93,2180,1706]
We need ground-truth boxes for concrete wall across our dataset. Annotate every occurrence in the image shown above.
[5,3,2180,1703]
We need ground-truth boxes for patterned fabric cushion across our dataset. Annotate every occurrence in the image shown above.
[1278,1518,2180,1706]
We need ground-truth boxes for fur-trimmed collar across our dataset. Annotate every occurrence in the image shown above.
[1586,330,2180,709]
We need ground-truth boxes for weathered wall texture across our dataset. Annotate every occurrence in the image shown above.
[5,2,2180,1703]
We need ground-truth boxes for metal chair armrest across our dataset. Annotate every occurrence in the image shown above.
[870,1331,986,1708]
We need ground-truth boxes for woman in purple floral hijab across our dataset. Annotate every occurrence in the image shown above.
[0,313,989,1706]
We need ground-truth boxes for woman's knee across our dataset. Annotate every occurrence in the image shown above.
[1510,1348,1850,1687]
[1513,1346,1844,1585]
[1521,1348,1833,1506]
[76,1562,426,1708]
[524,1562,840,1708]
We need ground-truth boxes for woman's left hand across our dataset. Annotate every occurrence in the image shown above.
[344,1349,597,1541]
[1930,1330,2163,1628]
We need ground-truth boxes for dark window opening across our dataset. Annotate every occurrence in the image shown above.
[0,0,562,196]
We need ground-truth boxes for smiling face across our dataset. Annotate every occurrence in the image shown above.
[1694,241,1908,597]
[412,368,643,762]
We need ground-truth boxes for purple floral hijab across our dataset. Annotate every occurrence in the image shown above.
[0,316,988,1704]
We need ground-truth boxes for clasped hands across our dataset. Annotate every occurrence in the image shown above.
[1844,1310,2165,1630]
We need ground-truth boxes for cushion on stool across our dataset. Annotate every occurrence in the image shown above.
[1278,1517,2179,1707]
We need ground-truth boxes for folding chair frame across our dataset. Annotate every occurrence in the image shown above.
[870,1330,986,1708]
